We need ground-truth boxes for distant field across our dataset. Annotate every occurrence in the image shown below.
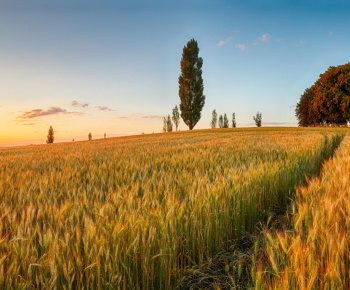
[0,127,345,288]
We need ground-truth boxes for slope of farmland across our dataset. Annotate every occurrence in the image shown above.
[0,128,345,288]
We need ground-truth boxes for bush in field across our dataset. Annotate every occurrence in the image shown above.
[167,115,173,132]
[88,132,92,140]
[211,109,217,129]
[172,105,180,131]
[232,113,236,128]
[46,126,54,144]
[179,38,205,130]
[253,112,262,127]
[223,114,229,128]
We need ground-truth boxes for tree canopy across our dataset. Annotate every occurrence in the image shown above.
[178,38,205,130]
[296,63,350,126]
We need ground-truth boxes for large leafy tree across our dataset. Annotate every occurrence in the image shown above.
[296,63,350,126]
[178,38,205,130]
[295,88,319,126]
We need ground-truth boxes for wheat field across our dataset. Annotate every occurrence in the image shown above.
[0,127,345,289]
[258,134,350,289]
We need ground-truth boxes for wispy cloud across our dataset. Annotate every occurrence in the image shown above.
[295,39,306,47]
[217,40,225,47]
[70,100,89,108]
[259,33,270,42]
[217,36,232,47]
[0,105,6,108]
[289,105,296,109]
[235,44,247,51]
[253,33,270,45]
[329,31,333,36]
[140,115,163,119]
[17,107,81,119]
[22,123,36,126]
[117,116,128,119]
[95,106,115,111]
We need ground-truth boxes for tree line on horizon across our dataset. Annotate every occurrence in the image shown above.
[47,38,266,144]
[163,38,262,132]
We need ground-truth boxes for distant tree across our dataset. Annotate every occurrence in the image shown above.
[296,63,350,126]
[166,115,173,132]
[172,105,180,131]
[211,109,217,128]
[178,38,205,130]
[218,115,224,128]
[163,117,167,133]
[46,126,54,144]
[253,112,262,127]
[232,113,236,128]
[73,139,74,142]
[223,113,229,128]
[88,132,92,140]
[104,133,106,139]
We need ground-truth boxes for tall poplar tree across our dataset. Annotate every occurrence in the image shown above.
[232,113,236,128]
[46,126,54,144]
[211,109,217,128]
[178,38,205,130]
[172,105,180,131]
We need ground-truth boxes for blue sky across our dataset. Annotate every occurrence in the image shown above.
[1,0,350,145]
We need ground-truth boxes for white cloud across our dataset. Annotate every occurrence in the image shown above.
[217,37,232,47]
[235,44,247,51]
[329,31,333,36]
[259,33,270,42]
[217,40,225,47]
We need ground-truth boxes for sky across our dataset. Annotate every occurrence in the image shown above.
[1,0,350,146]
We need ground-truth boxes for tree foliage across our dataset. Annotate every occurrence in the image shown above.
[218,115,223,128]
[296,63,350,126]
[163,117,167,133]
[88,132,92,140]
[295,88,318,126]
[232,113,236,128]
[211,109,217,129]
[253,112,262,127]
[223,113,229,128]
[172,105,180,131]
[166,115,173,132]
[46,126,54,144]
[178,39,205,130]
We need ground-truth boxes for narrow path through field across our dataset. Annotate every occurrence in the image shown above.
[179,132,346,289]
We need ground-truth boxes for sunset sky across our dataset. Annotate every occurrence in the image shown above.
[1,0,350,146]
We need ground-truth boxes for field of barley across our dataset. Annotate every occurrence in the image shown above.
[0,127,346,288]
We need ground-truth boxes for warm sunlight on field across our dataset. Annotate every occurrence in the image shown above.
[0,128,346,288]
[259,135,350,289]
